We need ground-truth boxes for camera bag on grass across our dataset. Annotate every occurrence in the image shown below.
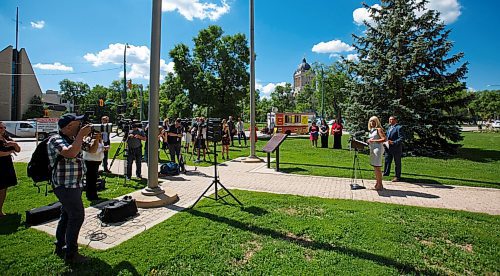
[159,161,180,176]
[98,196,138,223]
[26,201,62,226]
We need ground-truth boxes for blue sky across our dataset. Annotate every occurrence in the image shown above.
[1,0,499,97]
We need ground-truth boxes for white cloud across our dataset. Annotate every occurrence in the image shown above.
[353,1,461,26]
[162,0,230,21]
[353,4,381,26]
[312,40,354,54]
[420,0,461,24]
[30,20,45,29]
[33,62,73,71]
[256,82,287,99]
[84,43,175,80]
[346,54,359,61]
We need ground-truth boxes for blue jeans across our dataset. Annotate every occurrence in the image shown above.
[53,187,85,256]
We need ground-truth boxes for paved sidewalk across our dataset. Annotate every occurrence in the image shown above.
[33,157,500,250]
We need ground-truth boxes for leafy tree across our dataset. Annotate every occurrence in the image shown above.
[256,91,272,122]
[469,90,500,120]
[295,83,317,113]
[159,73,192,120]
[59,79,90,114]
[316,63,349,120]
[22,95,44,119]
[169,25,249,118]
[270,83,295,113]
[344,0,470,156]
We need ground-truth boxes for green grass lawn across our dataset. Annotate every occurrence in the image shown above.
[108,132,499,188]
[1,188,499,275]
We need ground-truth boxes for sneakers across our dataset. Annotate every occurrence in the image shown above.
[65,252,90,264]
[392,177,400,182]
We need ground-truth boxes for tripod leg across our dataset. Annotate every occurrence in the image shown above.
[216,180,243,205]
[190,180,216,208]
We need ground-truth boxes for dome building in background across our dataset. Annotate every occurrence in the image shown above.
[293,58,315,95]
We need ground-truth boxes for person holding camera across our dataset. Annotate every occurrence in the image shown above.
[167,118,183,163]
[82,131,106,201]
[127,124,146,179]
[0,121,21,218]
[47,114,91,263]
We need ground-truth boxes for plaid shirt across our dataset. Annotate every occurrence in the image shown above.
[47,134,87,189]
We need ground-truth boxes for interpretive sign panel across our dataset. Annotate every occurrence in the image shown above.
[262,133,287,171]
[263,133,287,153]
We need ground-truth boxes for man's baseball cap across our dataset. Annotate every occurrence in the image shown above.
[58,114,85,129]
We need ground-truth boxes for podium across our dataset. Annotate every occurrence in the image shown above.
[349,138,368,190]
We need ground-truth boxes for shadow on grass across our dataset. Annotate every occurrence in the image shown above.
[67,259,139,276]
[280,162,500,188]
[377,189,439,199]
[187,209,436,275]
[451,148,500,163]
[0,213,22,235]
[241,206,269,216]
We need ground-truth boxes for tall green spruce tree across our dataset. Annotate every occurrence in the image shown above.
[344,0,470,156]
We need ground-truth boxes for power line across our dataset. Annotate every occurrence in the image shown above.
[0,66,121,76]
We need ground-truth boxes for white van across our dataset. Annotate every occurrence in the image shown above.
[4,121,51,140]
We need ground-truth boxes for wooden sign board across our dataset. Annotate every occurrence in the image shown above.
[263,133,288,153]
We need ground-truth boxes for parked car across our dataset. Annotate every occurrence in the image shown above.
[492,120,500,128]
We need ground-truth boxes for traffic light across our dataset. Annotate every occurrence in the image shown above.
[43,109,49,117]
[99,99,104,107]
[127,79,133,89]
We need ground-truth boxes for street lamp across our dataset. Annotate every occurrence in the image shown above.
[123,43,130,112]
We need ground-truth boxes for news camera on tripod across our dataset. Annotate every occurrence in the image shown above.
[108,118,144,183]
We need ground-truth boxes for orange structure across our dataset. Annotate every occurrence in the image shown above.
[272,112,315,135]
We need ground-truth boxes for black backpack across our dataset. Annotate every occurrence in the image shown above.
[160,162,180,176]
[27,136,62,195]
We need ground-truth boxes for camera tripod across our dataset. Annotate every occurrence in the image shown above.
[190,141,242,208]
[109,134,130,186]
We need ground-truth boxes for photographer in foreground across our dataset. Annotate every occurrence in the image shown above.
[127,124,146,179]
[47,114,91,263]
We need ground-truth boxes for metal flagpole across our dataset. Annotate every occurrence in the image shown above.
[142,0,163,195]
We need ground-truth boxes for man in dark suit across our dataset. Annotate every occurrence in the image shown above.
[384,116,404,181]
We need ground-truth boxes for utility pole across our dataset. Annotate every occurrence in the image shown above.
[123,43,129,113]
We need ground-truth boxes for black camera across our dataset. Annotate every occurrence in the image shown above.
[91,123,113,134]
[117,117,141,135]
